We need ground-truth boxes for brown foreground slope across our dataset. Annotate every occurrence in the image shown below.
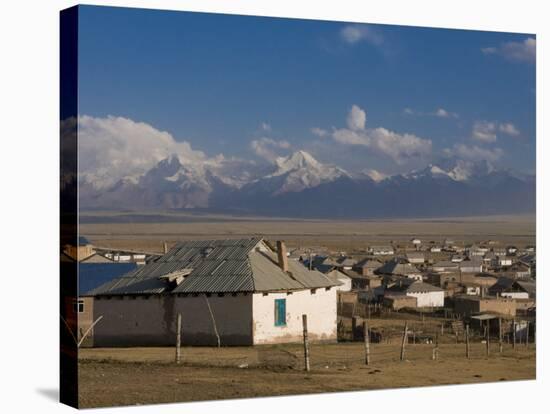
[79,343,535,408]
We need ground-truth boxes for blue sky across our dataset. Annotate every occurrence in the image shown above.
[77,5,536,177]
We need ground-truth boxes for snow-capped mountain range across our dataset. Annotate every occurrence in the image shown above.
[80,151,535,218]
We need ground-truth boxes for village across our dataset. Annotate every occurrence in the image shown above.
[61,231,536,407]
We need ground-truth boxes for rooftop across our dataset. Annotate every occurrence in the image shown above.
[88,238,339,296]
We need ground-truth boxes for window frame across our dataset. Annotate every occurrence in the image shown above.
[73,299,84,313]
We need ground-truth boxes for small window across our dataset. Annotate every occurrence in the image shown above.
[73,299,84,313]
[274,299,286,327]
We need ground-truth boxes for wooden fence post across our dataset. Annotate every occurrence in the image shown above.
[498,318,503,354]
[175,313,182,364]
[466,324,470,359]
[485,320,490,357]
[400,322,408,361]
[363,321,370,366]
[432,331,439,361]
[512,319,516,350]
[302,314,311,372]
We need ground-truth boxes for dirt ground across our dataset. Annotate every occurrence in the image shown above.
[78,342,535,408]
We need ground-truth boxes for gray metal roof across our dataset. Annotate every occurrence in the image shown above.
[89,238,338,296]
[377,259,420,275]
[387,280,443,294]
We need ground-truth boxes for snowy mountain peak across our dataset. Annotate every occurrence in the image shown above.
[404,158,495,182]
[261,151,349,195]
[273,150,321,175]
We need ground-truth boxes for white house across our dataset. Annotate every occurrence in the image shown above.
[411,238,422,250]
[431,260,459,273]
[459,259,483,273]
[506,246,518,255]
[406,251,425,264]
[87,238,340,346]
[327,269,353,292]
[467,245,488,257]
[335,256,357,270]
[369,246,394,256]
[451,255,464,263]
[385,280,444,308]
[493,256,513,267]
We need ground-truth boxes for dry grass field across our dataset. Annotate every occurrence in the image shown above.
[78,342,535,408]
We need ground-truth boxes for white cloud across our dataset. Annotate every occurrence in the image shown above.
[332,105,432,164]
[250,137,291,163]
[472,121,497,143]
[403,107,458,119]
[311,127,329,137]
[448,143,504,163]
[340,24,384,46]
[499,122,520,136]
[434,108,450,118]
[346,104,367,131]
[472,120,521,142]
[77,115,210,189]
[482,37,536,63]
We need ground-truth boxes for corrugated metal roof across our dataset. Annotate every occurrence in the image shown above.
[89,238,339,296]
[79,263,137,295]
[377,259,420,275]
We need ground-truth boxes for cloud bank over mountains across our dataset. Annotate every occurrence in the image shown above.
[73,111,534,218]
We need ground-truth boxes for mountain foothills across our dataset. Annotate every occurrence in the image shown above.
[79,151,535,218]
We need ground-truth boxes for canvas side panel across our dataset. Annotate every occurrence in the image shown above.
[60,5,79,409]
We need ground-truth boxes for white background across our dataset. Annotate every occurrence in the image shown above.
[0,0,547,412]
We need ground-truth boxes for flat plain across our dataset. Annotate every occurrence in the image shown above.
[80,212,536,253]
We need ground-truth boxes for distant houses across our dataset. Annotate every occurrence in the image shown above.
[459,259,484,273]
[488,278,536,300]
[431,260,459,273]
[377,258,422,281]
[353,258,382,276]
[454,295,517,317]
[406,251,425,264]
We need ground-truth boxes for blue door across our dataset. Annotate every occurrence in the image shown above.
[274,299,286,326]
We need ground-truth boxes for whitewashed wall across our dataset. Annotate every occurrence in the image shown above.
[252,288,338,344]
[501,292,529,299]
[336,276,352,292]
[406,291,444,307]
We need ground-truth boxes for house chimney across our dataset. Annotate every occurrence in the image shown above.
[163,242,168,255]
[277,240,288,273]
